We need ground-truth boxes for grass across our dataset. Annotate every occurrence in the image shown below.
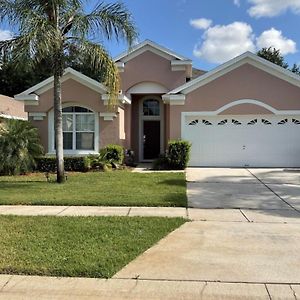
[0,215,186,278]
[0,171,187,207]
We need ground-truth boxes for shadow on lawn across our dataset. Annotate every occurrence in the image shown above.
[157,179,187,207]
[159,194,187,207]
[158,179,186,187]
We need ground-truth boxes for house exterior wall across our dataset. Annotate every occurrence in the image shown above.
[29,115,49,152]
[25,78,121,153]
[169,63,300,139]
[120,50,187,93]
[0,94,27,120]
[25,78,104,112]
[99,115,120,148]
[120,50,186,155]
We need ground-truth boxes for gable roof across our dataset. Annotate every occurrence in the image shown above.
[168,51,300,95]
[15,68,107,103]
[114,39,191,63]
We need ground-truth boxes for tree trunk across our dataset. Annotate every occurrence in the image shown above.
[54,68,65,183]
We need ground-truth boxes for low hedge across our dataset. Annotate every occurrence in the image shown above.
[36,156,91,173]
[36,145,126,173]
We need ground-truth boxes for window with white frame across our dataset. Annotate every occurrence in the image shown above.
[143,99,160,116]
[60,106,95,150]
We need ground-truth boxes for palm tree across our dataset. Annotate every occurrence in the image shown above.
[0,0,137,182]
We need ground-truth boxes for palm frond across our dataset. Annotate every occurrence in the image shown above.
[69,38,119,108]
[0,7,62,69]
[68,2,138,46]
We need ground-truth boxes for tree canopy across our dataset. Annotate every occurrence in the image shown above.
[257,47,300,75]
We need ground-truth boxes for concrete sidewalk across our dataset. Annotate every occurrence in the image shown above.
[0,205,189,218]
[1,206,300,299]
[1,274,299,299]
[1,205,300,223]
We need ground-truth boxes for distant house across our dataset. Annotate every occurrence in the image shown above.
[0,94,27,121]
[14,40,300,167]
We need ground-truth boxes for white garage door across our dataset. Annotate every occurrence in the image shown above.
[182,115,300,167]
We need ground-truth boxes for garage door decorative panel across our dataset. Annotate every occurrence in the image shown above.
[218,119,228,125]
[247,119,257,125]
[183,115,300,167]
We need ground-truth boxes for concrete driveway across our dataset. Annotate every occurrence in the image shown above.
[114,168,300,298]
[187,168,300,210]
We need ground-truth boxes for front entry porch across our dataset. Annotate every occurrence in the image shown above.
[129,94,166,162]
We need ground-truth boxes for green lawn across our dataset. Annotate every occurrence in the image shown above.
[0,171,187,207]
[0,215,186,278]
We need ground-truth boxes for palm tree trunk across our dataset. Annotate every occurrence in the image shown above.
[54,67,65,183]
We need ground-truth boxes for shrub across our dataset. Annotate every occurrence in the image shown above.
[86,154,112,171]
[152,154,170,170]
[167,140,191,170]
[152,140,191,170]
[124,149,136,167]
[99,144,124,165]
[0,119,44,175]
[36,156,92,173]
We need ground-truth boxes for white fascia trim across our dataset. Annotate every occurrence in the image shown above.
[15,67,107,97]
[171,60,193,72]
[169,51,300,95]
[114,40,190,63]
[122,95,131,104]
[29,112,47,121]
[99,112,117,121]
[14,94,39,101]
[14,94,39,106]
[171,60,192,66]
[0,114,27,120]
[162,94,186,105]
[116,61,125,72]
[15,77,54,97]
[102,94,131,105]
[29,112,46,117]
[182,99,300,116]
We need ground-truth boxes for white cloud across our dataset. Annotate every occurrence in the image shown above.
[256,28,297,55]
[191,19,297,64]
[190,18,212,30]
[0,29,12,41]
[193,22,256,64]
[248,0,300,18]
[234,0,241,7]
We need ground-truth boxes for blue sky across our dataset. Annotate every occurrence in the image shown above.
[102,0,300,71]
[1,0,300,71]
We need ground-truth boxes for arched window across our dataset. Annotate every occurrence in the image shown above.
[143,99,160,116]
[61,106,95,150]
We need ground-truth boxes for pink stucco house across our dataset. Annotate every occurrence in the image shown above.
[15,40,300,167]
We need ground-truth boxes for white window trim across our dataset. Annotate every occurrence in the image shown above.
[139,96,164,162]
[48,104,99,156]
